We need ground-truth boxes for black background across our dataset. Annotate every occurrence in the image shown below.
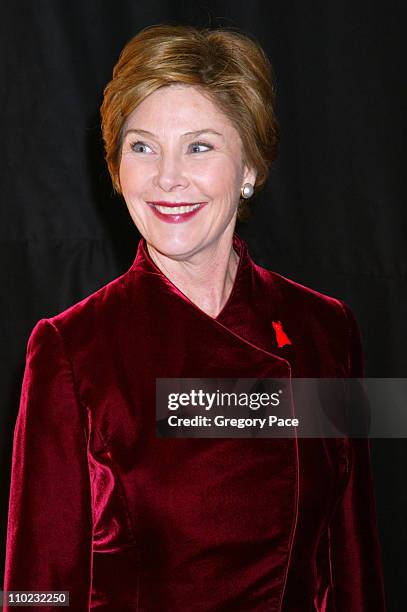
[1,1,406,609]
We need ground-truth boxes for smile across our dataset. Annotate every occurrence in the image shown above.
[146,201,207,223]
[150,203,202,214]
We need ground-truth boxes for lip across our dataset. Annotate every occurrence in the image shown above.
[146,201,207,224]
[147,201,205,208]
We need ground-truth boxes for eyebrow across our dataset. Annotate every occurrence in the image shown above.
[123,128,224,139]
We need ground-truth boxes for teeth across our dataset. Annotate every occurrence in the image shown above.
[153,203,202,214]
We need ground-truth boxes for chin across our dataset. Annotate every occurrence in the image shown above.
[131,213,195,253]
[146,227,206,260]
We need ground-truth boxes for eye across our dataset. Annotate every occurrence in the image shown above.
[189,141,212,153]
[130,141,153,154]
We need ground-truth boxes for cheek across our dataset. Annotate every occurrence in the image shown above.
[118,161,131,195]
[119,159,146,197]
[196,158,242,197]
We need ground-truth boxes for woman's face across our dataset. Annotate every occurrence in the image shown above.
[119,84,256,259]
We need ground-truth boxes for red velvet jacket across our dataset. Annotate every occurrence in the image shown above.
[4,233,386,611]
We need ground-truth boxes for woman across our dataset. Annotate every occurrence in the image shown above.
[4,24,386,611]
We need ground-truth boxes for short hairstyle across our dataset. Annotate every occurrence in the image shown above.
[100,24,279,219]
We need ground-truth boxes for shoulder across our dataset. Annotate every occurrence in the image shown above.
[251,261,363,376]
[253,260,350,324]
[28,267,133,353]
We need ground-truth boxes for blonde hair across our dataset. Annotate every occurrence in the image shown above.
[100,24,279,220]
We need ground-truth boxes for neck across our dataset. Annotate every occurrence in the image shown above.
[146,231,240,319]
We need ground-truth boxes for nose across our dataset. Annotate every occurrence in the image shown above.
[154,150,189,192]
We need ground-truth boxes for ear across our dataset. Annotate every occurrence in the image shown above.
[242,164,257,187]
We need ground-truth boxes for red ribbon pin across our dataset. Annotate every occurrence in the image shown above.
[272,320,292,348]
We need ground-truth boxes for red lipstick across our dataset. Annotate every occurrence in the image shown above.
[146,201,207,223]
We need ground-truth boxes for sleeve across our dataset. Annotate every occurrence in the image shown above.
[3,319,93,611]
[325,301,387,610]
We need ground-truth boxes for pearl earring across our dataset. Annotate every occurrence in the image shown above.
[241,183,254,199]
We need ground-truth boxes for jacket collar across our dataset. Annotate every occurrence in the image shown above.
[130,232,251,323]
